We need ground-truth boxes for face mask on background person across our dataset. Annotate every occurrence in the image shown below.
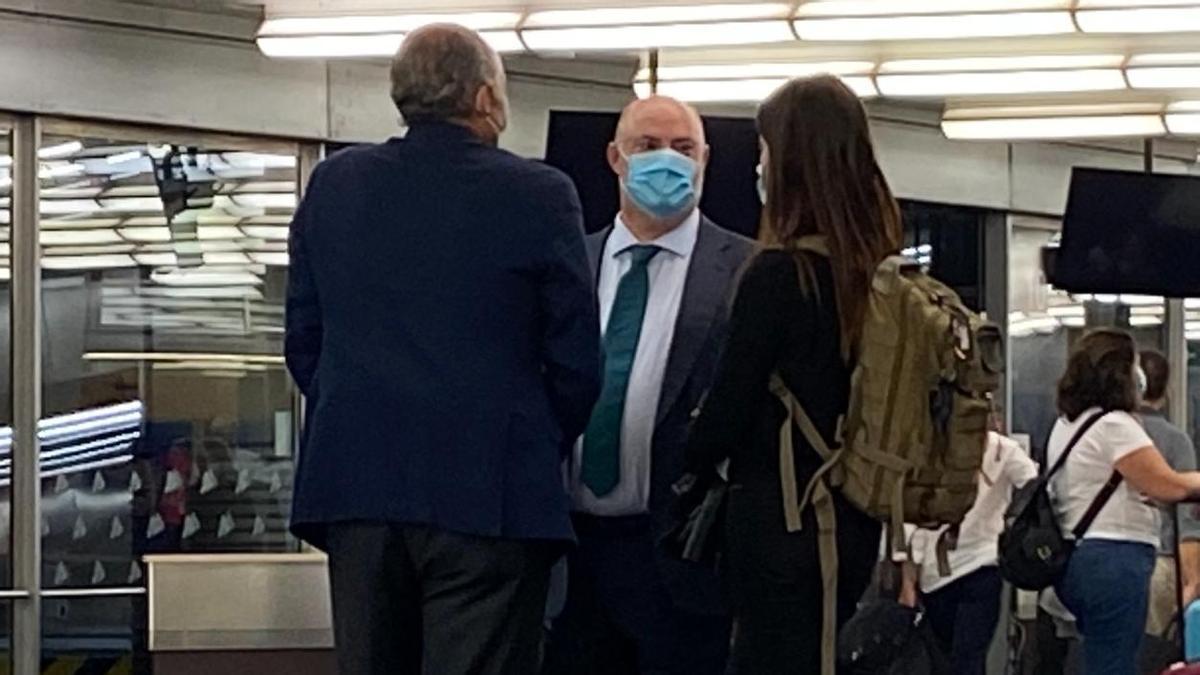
[1136,364,1148,399]
[621,148,698,219]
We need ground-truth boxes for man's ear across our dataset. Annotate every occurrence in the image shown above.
[607,142,623,176]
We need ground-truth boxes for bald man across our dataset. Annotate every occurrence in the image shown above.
[287,24,599,675]
[545,97,754,675]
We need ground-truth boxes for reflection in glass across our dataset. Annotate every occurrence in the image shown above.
[37,133,299,598]
[1009,221,1166,454]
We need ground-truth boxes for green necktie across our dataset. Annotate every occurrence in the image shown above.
[581,244,663,497]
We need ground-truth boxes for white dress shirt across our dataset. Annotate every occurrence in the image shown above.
[571,209,700,516]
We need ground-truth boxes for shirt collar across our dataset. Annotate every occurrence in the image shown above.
[609,209,701,260]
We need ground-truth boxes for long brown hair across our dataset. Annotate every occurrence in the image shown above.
[1057,329,1139,421]
[756,75,903,353]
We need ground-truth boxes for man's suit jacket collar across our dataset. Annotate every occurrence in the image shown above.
[586,215,743,427]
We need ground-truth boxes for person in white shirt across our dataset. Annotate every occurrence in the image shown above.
[908,429,1037,675]
[543,96,755,675]
[1048,329,1200,675]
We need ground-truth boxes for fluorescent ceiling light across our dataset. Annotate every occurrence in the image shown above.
[525,3,791,27]
[878,69,1125,97]
[797,0,1072,16]
[229,193,297,209]
[880,54,1123,73]
[39,199,98,216]
[793,11,1075,41]
[522,21,793,51]
[39,163,86,179]
[1167,112,1200,134]
[259,12,521,35]
[1127,66,1200,89]
[1128,52,1200,66]
[250,252,289,266]
[41,254,136,270]
[150,268,263,287]
[645,61,875,81]
[637,76,878,101]
[133,253,178,267]
[84,351,283,365]
[41,229,124,246]
[197,225,245,241]
[203,252,252,265]
[257,30,523,58]
[1076,6,1200,33]
[105,150,143,165]
[38,141,82,160]
[0,157,11,169]
[240,225,290,240]
[98,197,163,213]
[942,114,1166,140]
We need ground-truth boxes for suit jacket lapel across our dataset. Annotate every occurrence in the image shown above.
[655,218,734,427]
[586,226,611,284]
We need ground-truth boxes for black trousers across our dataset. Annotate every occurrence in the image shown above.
[723,486,881,675]
[922,566,1003,675]
[543,514,731,675]
[325,521,556,675]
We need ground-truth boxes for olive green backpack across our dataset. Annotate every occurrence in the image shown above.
[772,237,1003,675]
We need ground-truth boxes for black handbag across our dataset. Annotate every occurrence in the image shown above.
[660,470,728,568]
[998,410,1122,591]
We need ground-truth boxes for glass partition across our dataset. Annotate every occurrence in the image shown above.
[1009,217,1167,454]
[36,126,301,606]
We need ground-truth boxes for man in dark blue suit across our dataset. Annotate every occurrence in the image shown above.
[545,97,755,675]
[285,24,601,675]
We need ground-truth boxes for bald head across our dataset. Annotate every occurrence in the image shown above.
[615,96,706,149]
[390,24,508,137]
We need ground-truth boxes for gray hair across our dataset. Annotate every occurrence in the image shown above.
[390,24,500,124]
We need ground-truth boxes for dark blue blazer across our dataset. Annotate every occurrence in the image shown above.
[586,217,755,615]
[286,123,601,548]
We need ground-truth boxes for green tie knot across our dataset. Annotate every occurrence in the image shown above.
[624,244,662,268]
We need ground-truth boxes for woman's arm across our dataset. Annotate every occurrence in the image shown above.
[1114,446,1200,503]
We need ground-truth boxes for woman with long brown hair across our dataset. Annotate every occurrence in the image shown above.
[685,75,903,672]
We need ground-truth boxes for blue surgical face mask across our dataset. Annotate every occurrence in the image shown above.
[756,164,766,205]
[621,149,698,219]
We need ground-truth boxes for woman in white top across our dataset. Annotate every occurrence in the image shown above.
[911,430,1037,675]
[1049,329,1200,675]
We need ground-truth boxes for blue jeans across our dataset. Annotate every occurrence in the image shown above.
[1056,539,1156,675]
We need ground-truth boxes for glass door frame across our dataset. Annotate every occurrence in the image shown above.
[5,112,318,675]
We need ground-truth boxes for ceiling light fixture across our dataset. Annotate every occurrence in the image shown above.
[1166,101,1200,134]
[1075,1,1200,33]
[793,0,1075,40]
[942,103,1168,140]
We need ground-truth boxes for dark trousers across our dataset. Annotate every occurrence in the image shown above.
[922,566,1003,675]
[543,514,731,675]
[325,521,555,675]
[723,486,880,675]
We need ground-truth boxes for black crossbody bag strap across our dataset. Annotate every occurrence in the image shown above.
[1072,471,1123,540]
[1043,410,1123,541]
[1044,410,1108,481]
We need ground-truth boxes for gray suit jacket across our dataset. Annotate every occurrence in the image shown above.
[584,214,755,615]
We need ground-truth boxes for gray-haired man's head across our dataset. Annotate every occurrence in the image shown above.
[390,24,509,144]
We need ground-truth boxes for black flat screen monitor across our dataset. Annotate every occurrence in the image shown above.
[1057,167,1200,297]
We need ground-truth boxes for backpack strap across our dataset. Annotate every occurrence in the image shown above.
[769,373,842,675]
